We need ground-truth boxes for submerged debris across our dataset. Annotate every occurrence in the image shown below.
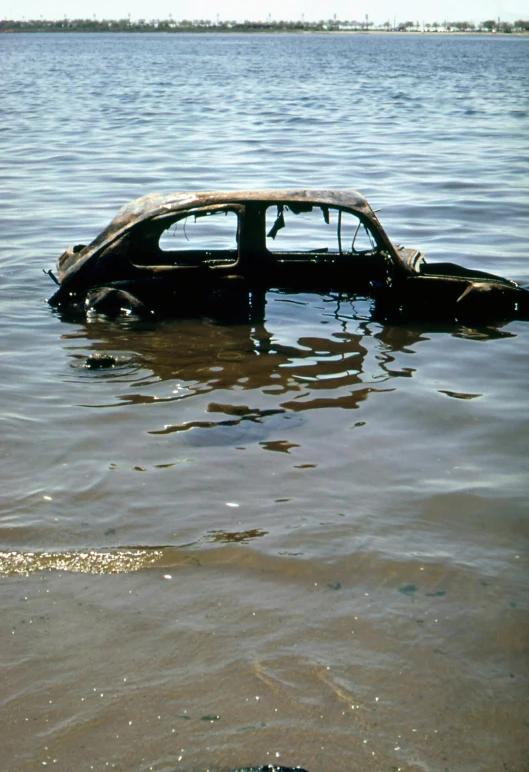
[228,767,309,772]
[83,353,118,369]
[47,190,529,323]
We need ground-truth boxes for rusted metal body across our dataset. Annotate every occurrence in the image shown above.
[48,190,529,322]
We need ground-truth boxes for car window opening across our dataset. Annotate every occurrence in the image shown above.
[159,209,239,253]
[265,204,376,255]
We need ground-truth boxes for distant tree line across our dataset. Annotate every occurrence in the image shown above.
[2,18,529,34]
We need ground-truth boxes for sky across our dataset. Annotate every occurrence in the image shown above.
[3,0,528,23]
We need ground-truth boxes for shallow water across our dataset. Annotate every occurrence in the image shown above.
[1,32,528,772]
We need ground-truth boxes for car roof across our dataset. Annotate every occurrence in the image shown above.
[117,189,372,218]
[105,189,374,235]
[100,187,370,238]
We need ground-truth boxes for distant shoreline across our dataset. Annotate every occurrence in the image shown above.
[2,28,529,37]
[2,19,528,36]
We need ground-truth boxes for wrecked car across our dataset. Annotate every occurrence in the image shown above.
[48,190,529,322]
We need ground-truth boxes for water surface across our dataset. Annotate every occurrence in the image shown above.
[1,32,528,772]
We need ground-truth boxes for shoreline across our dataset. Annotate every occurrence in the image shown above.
[1,27,528,36]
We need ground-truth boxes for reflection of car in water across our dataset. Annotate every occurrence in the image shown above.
[65,296,513,452]
[48,190,529,323]
[65,298,415,406]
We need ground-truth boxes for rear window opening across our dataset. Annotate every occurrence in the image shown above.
[265,205,376,254]
[159,209,239,253]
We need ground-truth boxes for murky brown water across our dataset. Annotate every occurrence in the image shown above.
[2,32,529,772]
[3,300,528,771]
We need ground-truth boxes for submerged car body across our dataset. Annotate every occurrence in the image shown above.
[48,190,529,322]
